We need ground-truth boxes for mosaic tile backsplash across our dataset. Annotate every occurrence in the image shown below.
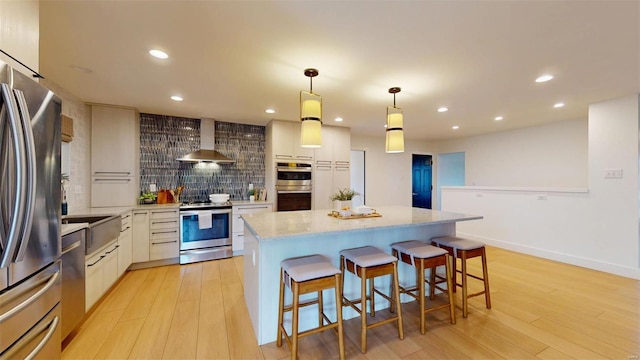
[139,114,265,202]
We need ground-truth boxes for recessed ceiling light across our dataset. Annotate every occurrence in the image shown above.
[335,117,343,122]
[553,102,565,108]
[535,74,554,83]
[495,116,504,121]
[265,108,275,114]
[437,107,449,113]
[170,95,183,102]
[149,49,169,59]
[452,125,459,130]
[70,65,93,74]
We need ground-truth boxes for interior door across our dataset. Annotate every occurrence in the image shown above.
[412,154,432,209]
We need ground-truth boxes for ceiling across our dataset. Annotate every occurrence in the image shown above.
[39,1,639,141]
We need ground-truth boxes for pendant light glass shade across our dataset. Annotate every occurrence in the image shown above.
[300,68,322,148]
[385,87,405,153]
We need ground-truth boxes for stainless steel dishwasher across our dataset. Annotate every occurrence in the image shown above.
[61,229,86,340]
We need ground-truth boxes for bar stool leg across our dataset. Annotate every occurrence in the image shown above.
[277,270,285,347]
[418,258,426,335]
[481,247,492,309]
[360,267,367,353]
[318,290,324,327]
[291,282,300,360]
[334,273,346,360]
[445,254,456,324]
[393,261,404,340]
[461,250,469,318]
[369,278,375,317]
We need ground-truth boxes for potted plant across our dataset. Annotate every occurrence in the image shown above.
[139,191,157,204]
[330,188,359,210]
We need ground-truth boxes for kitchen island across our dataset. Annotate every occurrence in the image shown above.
[241,205,482,344]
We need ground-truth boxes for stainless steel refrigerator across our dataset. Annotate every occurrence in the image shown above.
[0,59,62,359]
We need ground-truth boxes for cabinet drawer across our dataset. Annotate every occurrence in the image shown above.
[150,209,178,220]
[150,239,179,261]
[232,214,244,232]
[121,213,132,229]
[150,229,178,241]
[91,178,136,207]
[150,219,179,230]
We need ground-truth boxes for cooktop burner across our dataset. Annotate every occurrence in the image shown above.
[179,200,232,210]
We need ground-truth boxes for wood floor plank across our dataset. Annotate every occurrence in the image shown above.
[119,266,168,321]
[162,299,200,359]
[535,347,576,359]
[220,256,242,285]
[196,278,230,359]
[98,269,150,313]
[201,257,221,282]
[93,318,145,359]
[61,310,124,359]
[222,282,263,359]
[176,262,203,303]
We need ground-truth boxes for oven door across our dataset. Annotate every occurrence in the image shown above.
[277,191,312,211]
[179,209,232,251]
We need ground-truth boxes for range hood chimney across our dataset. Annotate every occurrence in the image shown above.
[177,118,235,163]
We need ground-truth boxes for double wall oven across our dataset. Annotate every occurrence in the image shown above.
[275,162,312,211]
[179,202,232,264]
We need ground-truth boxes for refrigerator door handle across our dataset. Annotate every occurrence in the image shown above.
[0,270,59,323]
[0,315,59,360]
[12,89,37,262]
[0,83,27,269]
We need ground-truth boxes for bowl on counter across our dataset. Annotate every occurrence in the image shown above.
[209,193,230,203]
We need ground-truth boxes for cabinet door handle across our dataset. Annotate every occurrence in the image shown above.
[335,161,350,165]
[151,240,178,245]
[105,245,119,254]
[295,156,313,160]
[237,206,270,210]
[94,171,131,175]
[275,155,293,159]
[316,160,332,165]
[152,220,177,224]
[151,230,178,235]
[87,256,105,267]
[94,178,131,182]
[120,226,131,233]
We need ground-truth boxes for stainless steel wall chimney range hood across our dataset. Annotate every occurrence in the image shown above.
[177,118,235,163]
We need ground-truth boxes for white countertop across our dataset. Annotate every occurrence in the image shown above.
[61,223,88,236]
[241,205,482,242]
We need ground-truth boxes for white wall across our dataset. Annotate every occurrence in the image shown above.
[437,119,588,187]
[350,134,438,207]
[0,0,39,72]
[441,95,640,279]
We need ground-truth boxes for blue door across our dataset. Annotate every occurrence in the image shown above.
[412,154,432,209]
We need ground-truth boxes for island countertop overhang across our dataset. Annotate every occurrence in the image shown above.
[241,205,482,242]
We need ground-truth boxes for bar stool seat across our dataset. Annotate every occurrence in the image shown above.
[277,255,345,360]
[391,240,455,334]
[340,246,404,353]
[431,236,491,318]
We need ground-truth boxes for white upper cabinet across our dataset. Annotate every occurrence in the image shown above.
[269,120,314,161]
[91,105,138,176]
[314,126,351,164]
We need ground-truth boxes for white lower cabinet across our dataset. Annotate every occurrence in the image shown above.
[132,210,150,263]
[85,240,119,312]
[117,211,132,277]
[131,207,179,264]
[232,203,273,255]
[149,209,179,261]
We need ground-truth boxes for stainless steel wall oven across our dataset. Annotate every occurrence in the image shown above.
[179,203,232,264]
[275,162,312,211]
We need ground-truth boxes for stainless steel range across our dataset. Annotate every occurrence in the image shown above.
[179,201,232,264]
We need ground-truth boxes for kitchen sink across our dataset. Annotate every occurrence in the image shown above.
[62,214,122,255]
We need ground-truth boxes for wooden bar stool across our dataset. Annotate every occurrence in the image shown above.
[390,240,455,334]
[277,254,345,360]
[340,246,404,353]
[430,236,491,317]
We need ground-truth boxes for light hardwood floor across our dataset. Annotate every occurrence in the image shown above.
[62,247,640,359]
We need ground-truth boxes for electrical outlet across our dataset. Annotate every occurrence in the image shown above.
[149,183,157,192]
[476,193,483,198]
[537,195,547,200]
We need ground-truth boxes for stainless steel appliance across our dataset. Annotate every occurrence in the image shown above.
[61,229,85,340]
[275,162,312,211]
[1,59,62,358]
[179,202,232,264]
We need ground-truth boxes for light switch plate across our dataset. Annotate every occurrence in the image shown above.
[603,168,623,178]
[149,183,157,192]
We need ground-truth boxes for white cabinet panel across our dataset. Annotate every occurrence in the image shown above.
[132,210,150,263]
[313,165,334,210]
[270,121,314,161]
[231,204,272,254]
[117,212,132,277]
[91,178,137,208]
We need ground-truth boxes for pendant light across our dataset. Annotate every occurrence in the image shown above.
[300,68,322,148]
[386,87,404,153]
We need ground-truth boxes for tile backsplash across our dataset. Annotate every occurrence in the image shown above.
[139,114,265,202]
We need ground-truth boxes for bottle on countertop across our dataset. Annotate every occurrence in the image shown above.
[61,188,68,215]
